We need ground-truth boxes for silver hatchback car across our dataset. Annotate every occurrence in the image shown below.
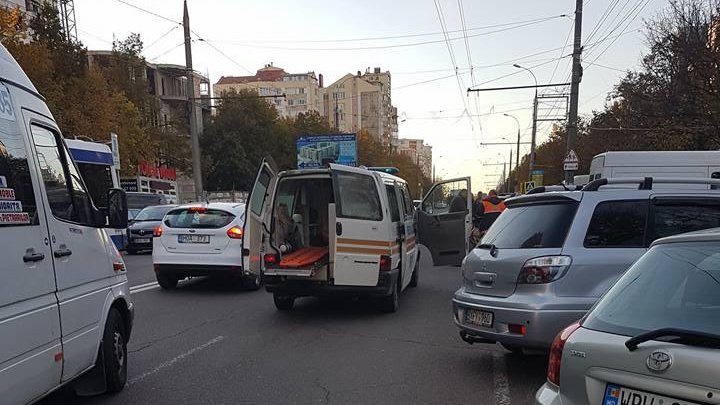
[536,228,720,405]
[453,178,720,352]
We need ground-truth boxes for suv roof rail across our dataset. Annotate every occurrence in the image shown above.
[526,184,582,195]
[582,177,720,191]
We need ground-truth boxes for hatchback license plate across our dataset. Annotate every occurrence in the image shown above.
[603,384,699,405]
[178,234,210,244]
[464,308,493,328]
[134,238,151,244]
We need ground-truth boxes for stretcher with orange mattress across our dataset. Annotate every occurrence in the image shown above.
[279,247,329,269]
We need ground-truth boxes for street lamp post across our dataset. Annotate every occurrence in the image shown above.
[513,64,538,180]
[503,113,521,192]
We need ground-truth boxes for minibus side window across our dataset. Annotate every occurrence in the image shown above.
[386,185,401,223]
[335,172,382,221]
[31,125,93,225]
[0,112,38,226]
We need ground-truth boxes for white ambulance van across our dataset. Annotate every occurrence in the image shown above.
[0,44,133,403]
[247,159,422,313]
[589,151,720,187]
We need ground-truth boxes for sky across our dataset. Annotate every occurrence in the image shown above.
[74,0,667,190]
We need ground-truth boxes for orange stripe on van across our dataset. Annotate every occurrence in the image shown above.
[337,238,392,247]
[336,246,390,255]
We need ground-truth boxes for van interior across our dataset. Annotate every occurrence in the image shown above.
[271,176,334,278]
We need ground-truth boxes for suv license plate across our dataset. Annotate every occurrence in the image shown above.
[603,384,699,405]
[178,234,210,244]
[464,308,493,328]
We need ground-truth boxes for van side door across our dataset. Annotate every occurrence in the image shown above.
[0,85,62,403]
[246,157,278,275]
[25,115,116,382]
[416,177,471,266]
[331,166,388,286]
[397,183,418,290]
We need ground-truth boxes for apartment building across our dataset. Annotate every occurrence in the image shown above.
[397,138,433,179]
[213,64,321,118]
[322,67,398,145]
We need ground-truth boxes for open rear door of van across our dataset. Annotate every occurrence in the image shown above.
[416,177,472,266]
[246,157,278,275]
[331,165,389,286]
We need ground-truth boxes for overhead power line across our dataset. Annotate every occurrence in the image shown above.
[113,0,181,26]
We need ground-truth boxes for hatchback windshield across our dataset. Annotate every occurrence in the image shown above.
[481,201,579,249]
[164,208,236,229]
[584,242,720,337]
[133,206,174,222]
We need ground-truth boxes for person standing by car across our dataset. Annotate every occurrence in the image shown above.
[476,189,506,234]
[449,189,469,213]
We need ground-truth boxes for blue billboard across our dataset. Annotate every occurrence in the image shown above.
[296,133,357,169]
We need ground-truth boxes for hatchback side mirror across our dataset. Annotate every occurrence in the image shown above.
[107,188,128,229]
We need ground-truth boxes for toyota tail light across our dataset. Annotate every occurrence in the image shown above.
[153,225,163,237]
[227,226,244,239]
[379,255,391,272]
[547,321,581,386]
[518,256,572,284]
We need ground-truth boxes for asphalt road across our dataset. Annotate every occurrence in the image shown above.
[44,248,548,405]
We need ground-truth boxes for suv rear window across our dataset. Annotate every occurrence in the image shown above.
[584,242,720,337]
[164,208,235,229]
[482,201,578,249]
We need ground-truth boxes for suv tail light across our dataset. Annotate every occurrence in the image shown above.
[227,226,244,239]
[379,255,391,272]
[518,256,572,284]
[547,322,581,386]
[153,225,163,237]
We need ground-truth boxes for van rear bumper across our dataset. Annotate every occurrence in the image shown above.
[154,264,248,278]
[265,269,398,297]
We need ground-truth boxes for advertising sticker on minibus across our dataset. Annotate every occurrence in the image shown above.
[0,188,16,200]
[0,84,15,122]
[0,200,22,212]
[0,212,29,224]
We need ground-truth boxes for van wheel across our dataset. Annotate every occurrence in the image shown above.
[379,279,399,313]
[103,309,127,393]
[274,294,295,311]
[157,273,178,289]
[409,253,420,288]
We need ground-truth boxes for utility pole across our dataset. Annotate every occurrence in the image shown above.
[184,0,203,201]
[565,0,584,184]
[530,94,538,179]
[509,148,513,193]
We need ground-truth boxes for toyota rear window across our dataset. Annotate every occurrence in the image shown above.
[481,201,579,249]
[584,242,720,337]
[164,208,235,229]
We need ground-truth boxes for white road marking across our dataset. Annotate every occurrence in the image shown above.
[129,335,226,385]
[493,352,511,405]
[130,284,160,294]
[130,281,158,291]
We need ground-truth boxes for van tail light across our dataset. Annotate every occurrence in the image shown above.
[379,255,391,272]
[547,321,581,386]
[264,253,279,267]
[227,226,244,239]
[518,256,572,284]
[153,225,163,237]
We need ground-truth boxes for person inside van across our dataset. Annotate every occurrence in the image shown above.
[274,203,297,252]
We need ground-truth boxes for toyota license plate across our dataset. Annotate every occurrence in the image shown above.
[603,384,700,405]
[464,308,493,328]
[135,238,151,244]
[178,234,210,244]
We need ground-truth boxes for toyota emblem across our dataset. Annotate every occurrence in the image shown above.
[138,230,145,236]
[646,350,672,372]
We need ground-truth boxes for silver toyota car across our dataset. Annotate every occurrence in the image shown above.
[453,178,720,353]
[536,228,720,405]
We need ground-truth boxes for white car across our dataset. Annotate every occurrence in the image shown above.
[152,202,259,290]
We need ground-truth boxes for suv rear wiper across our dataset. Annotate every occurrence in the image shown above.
[625,328,720,351]
[475,243,498,257]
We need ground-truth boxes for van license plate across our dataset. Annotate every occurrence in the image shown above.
[178,235,210,244]
[603,384,699,405]
[464,309,493,328]
[135,238,151,244]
